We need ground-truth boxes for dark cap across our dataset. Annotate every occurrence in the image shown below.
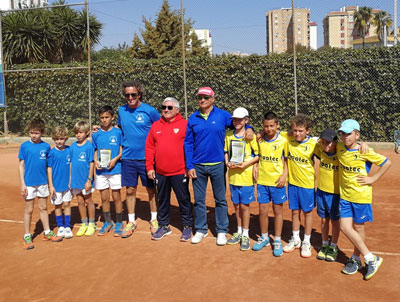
[320,128,338,142]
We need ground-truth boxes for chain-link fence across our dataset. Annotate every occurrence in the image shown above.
[0,0,399,142]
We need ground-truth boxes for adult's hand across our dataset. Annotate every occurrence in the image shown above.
[147,169,156,180]
[188,169,197,179]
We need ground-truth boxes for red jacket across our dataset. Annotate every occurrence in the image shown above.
[145,113,187,176]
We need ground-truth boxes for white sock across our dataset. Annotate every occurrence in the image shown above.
[303,234,311,244]
[44,229,50,235]
[128,214,135,223]
[330,242,337,248]
[322,240,329,246]
[364,253,374,262]
[24,233,31,237]
[237,226,243,234]
[262,232,268,239]
[293,230,300,241]
[151,212,157,221]
[274,236,281,242]
[242,229,249,237]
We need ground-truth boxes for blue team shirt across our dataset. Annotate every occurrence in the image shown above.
[48,146,71,192]
[18,140,50,186]
[117,103,160,160]
[70,140,94,189]
[92,127,122,175]
[184,106,232,170]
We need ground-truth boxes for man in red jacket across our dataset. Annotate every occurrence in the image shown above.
[145,97,193,241]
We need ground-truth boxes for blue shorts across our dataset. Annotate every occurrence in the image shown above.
[288,184,315,212]
[229,185,255,205]
[316,189,340,220]
[339,199,373,223]
[121,159,154,188]
[257,184,287,204]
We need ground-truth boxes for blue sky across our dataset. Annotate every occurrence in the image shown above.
[69,0,397,54]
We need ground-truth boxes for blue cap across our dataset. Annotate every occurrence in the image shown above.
[338,119,360,133]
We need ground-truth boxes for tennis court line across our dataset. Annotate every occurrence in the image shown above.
[2,218,399,256]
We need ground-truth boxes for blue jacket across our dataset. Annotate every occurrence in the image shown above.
[184,106,231,170]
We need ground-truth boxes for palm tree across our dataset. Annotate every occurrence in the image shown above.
[372,11,392,43]
[354,6,372,48]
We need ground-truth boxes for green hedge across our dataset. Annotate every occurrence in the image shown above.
[1,46,399,141]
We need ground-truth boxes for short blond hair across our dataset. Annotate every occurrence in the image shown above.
[51,126,69,140]
[73,121,90,134]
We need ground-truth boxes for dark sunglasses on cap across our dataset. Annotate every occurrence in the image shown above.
[162,105,174,110]
[197,95,212,100]
[125,93,139,98]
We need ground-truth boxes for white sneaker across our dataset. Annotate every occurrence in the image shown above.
[283,237,301,253]
[191,232,208,244]
[57,227,65,237]
[216,233,227,246]
[64,227,73,239]
[301,241,312,258]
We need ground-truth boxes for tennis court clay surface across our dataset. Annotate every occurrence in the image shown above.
[0,145,399,301]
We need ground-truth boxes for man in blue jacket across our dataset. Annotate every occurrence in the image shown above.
[184,87,232,245]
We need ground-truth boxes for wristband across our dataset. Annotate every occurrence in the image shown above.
[87,177,93,181]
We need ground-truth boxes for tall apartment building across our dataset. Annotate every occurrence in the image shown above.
[0,0,48,11]
[323,6,379,49]
[194,29,213,55]
[266,8,310,54]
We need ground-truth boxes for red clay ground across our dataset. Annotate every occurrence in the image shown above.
[0,146,399,301]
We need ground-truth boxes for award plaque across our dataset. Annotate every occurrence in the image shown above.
[99,149,112,169]
[230,140,246,163]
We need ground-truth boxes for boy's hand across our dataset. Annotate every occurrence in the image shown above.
[147,169,156,180]
[95,161,101,169]
[49,186,56,199]
[20,185,27,198]
[84,180,92,191]
[108,158,117,170]
[244,128,255,141]
[359,142,370,154]
[253,165,258,181]
[275,175,286,188]
[92,125,100,133]
[257,131,264,143]
[357,175,375,185]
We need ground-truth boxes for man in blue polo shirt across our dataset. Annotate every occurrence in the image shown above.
[118,80,160,238]
[184,87,232,245]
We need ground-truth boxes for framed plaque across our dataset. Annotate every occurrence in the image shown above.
[99,149,112,169]
[229,140,246,163]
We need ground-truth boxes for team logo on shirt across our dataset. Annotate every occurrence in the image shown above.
[174,128,179,134]
[66,154,71,164]
[136,114,144,123]
[303,146,309,151]
[273,145,278,151]
[109,136,117,145]
[40,150,47,159]
[79,152,87,162]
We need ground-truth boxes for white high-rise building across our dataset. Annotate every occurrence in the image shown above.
[194,29,212,55]
[309,22,317,50]
[0,0,48,11]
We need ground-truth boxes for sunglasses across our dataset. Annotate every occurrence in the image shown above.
[125,93,139,98]
[197,95,212,100]
[162,105,174,110]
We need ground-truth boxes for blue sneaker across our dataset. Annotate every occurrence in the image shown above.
[365,255,383,280]
[152,225,172,241]
[273,240,283,257]
[180,226,192,242]
[342,257,362,275]
[113,222,123,237]
[252,235,270,251]
[98,221,114,236]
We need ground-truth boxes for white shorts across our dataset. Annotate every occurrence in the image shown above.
[26,185,49,200]
[50,190,73,205]
[95,174,122,190]
[72,188,94,196]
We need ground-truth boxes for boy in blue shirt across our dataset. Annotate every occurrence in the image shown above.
[92,106,123,236]
[18,118,62,250]
[48,126,73,239]
[70,121,95,237]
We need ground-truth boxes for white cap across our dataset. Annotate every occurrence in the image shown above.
[232,107,249,118]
